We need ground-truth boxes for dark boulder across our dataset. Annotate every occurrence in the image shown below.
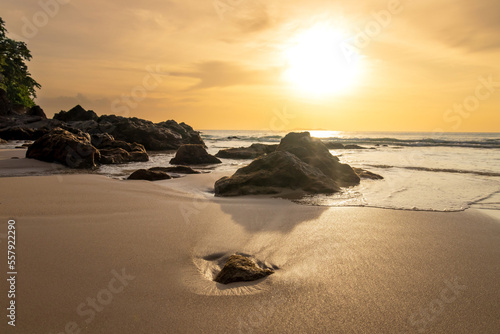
[0,126,48,140]
[170,144,221,165]
[26,128,100,168]
[215,151,340,196]
[90,133,149,164]
[127,169,172,181]
[27,106,47,119]
[214,254,274,285]
[156,120,205,146]
[149,166,200,174]
[53,105,98,122]
[216,143,278,159]
[277,132,360,187]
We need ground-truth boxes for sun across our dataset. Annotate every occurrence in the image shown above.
[283,23,362,97]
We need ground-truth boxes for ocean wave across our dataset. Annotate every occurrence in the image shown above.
[321,137,500,149]
[366,165,500,177]
[201,132,500,149]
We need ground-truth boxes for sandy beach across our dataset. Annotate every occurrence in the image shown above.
[0,153,499,333]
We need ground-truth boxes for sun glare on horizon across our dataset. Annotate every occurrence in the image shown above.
[283,23,362,98]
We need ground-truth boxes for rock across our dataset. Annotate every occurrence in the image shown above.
[156,120,205,146]
[170,144,221,165]
[0,126,48,140]
[0,138,7,144]
[324,142,346,149]
[149,166,200,174]
[26,128,100,168]
[214,254,274,284]
[215,151,340,196]
[90,133,149,164]
[353,167,384,180]
[324,142,367,150]
[216,143,278,159]
[127,169,172,181]
[344,144,367,150]
[53,105,98,122]
[27,106,47,119]
[97,115,187,151]
[276,132,360,187]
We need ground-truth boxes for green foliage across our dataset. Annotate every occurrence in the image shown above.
[0,17,41,108]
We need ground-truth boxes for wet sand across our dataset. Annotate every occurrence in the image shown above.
[0,158,499,333]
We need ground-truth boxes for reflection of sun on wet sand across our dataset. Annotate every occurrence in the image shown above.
[0,157,499,333]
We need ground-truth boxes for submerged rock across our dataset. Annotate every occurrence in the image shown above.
[127,169,172,181]
[149,166,200,174]
[214,254,274,284]
[26,128,100,168]
[277,132,360,187]
[215,151,340,196]
[324,142,368,150]
[353,167,384,180]
[215,143,278,159]
[170,144,221,165]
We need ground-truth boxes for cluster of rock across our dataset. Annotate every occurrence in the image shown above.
[0,101,206,169]
[0,104,204,149]
[215,132,382,196]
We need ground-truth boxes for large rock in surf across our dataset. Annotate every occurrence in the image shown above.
[170,144,221,165]
[127,169,172,181]
[215,151,340,196]
[216,143,278,159]
[276,132,360,187]
[53,105,98,122]
[26,127,100,168]
[214,254,274,284]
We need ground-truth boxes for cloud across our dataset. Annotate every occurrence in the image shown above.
[171,61,282,90]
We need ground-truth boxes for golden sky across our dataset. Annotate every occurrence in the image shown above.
[3,0,500,131]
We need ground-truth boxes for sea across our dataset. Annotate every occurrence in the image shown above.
[5,130,500,212]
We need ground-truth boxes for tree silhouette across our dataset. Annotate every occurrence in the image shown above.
[0,17,41,107]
